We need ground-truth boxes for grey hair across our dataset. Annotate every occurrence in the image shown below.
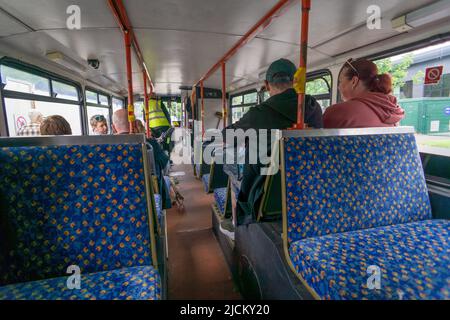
[112,109,129,133]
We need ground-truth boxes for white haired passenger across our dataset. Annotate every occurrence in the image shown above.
[17,109,43,136]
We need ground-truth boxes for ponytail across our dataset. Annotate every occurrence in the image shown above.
[369,73,392,94]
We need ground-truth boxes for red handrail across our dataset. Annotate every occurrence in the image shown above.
[292,0,311,130]
[124,31,135,133]
[194,0,293,131]
[108,0,156,133]
[221,62,227,128]
[143,71,150,138]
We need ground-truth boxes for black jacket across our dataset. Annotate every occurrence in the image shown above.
[223,88,323,224]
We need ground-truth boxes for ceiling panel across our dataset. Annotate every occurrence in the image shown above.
[0,0,117,30]
[0,9,30,37]
[258,0,438,52]
[0,0,448,96]
[125,0,281,36]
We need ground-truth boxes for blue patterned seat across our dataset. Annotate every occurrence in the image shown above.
[214,188,227,215]
[0,142,161,300]
[154,193,163,223]
[202,174,210,193]
[290,220,450,300]
[0,266,161,300]
[282,130,448,300]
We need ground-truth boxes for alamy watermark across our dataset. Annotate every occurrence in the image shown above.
[66,265,81,289]
[66,5,81,30]
[172,121,281,176]
[367,5,382,30]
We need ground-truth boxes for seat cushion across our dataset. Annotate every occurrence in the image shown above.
[284,133,431,243]
[202,174,210,192]
[214,188,227,215]
[0,266,161,300]
[289,220,450,300]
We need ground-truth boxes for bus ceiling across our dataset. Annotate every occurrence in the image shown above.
[0,0,449,97]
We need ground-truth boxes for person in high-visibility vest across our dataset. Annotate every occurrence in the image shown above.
[148,98,170,138]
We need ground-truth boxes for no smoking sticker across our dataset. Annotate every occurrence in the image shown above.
[424,66,444,84]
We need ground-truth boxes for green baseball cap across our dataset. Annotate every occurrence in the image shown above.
[265,58,297,83]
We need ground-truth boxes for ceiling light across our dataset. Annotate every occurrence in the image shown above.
[46,51,87,73]
[392,0,450,32]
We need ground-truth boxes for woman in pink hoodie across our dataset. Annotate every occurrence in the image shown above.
[323,58,405,128]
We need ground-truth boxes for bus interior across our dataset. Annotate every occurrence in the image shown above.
[0,0,449,301]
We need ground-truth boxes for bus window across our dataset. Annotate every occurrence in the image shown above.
[4,98,83,136]
[133,101,145,124]
[99,94,109,106]
[52,81,79,101]
[0,61,83,136]
[373,41,450,155]
[306,73,332,112]
[85,88,111,135]
[112,97,124,113]
[168,99,182,125]
[85,90,98,104]
[262,90,270,102]
[1,65,50,96]
[230,90,257,123]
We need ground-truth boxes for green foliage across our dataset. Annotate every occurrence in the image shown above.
[375,54,415,89]
[306,75,331,96]
[412,70,425,85]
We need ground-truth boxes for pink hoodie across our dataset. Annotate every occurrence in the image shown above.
[323,92,405,129]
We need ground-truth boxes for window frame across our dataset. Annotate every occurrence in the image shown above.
[85,86,113,135]
[112,96,125,111]
[229,88,258,124]
[306,69,333,104]
[0,57,85,136]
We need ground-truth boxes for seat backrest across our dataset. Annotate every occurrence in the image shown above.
[282,128,432,244]
[147,144,157,175]
[0,135,156,286]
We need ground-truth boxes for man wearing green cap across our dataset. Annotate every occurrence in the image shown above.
[219,58,323,236]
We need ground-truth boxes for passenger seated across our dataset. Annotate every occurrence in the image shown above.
[40,115,72,135]
[112,109,130,134]
[135,119,146,134]
[323,58,405,128]
[135,118,171,209]
[17,109,43,136]
[90,114,108,135]
[220,58,323,236]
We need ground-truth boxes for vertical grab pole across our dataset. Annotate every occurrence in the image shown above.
[200,81,205,136]
[221,62,227,128]
[125,31,135,133]
[143,72,150,138]
[149,86,153,135]
[183,95,187,128]
[293,0,311,129]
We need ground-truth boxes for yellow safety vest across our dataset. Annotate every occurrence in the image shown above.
[148,99,170,128]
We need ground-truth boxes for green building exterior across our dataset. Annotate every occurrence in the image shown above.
[398,98,450,135]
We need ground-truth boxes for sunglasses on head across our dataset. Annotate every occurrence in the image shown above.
[94,115,106,121]
[345,58,360,77]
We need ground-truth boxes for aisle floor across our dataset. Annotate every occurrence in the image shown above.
[166,164,241,300]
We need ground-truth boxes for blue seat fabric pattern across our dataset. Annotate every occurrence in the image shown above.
[0,144,156,296]
[289,220,450,300]
[214,188,227,215]
[0,266,161,300]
